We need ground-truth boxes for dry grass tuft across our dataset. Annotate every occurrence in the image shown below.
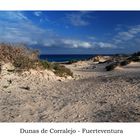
[0,43,73,77]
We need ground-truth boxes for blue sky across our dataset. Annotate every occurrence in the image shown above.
[0,11,140,54]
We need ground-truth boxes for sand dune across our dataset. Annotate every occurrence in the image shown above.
[0,61,140,122]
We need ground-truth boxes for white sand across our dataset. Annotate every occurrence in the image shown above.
[0,61,140,122]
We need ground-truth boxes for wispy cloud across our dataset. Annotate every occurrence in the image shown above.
[42,38,117,50]
[66,12,92,26]
[61,39,92,48]
[4,11,29,21]
[43,38,92,48]
[114,25,140,44]
[95,42,117,49]
[0,11,116,50]
[0,11,54,45]
[34,11,42,17]
[88,36,96,40]
[2,11,136,53]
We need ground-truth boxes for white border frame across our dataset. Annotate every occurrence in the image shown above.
[0,0,140,10]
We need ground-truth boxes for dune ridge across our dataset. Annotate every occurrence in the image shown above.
[0,55,140,122]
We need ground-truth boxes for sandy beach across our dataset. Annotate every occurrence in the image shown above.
[0,59,140,122]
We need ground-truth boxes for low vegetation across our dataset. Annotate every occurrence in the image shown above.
[126,51,140,62]
[39,60,73,77]
[105,51,140,71]
[105,60,131,71]
[0,43,39,62]
[39,60,53,70]
[0,43,73,77]
[53,63,73,77]
[105,62,119,71]
[119,60,131,66]
[0,43,39,71]
[132,51,140,57]
[67,59,78,64]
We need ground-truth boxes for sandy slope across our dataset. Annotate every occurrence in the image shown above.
[0,61,140,122]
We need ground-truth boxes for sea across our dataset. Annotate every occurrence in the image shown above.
[40,54,102,62]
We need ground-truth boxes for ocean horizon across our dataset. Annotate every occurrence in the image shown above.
[39,54,115,62]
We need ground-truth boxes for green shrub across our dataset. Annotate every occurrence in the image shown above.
[53,63,73,77]
[39,60,53,70]
[39,61,73,77]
